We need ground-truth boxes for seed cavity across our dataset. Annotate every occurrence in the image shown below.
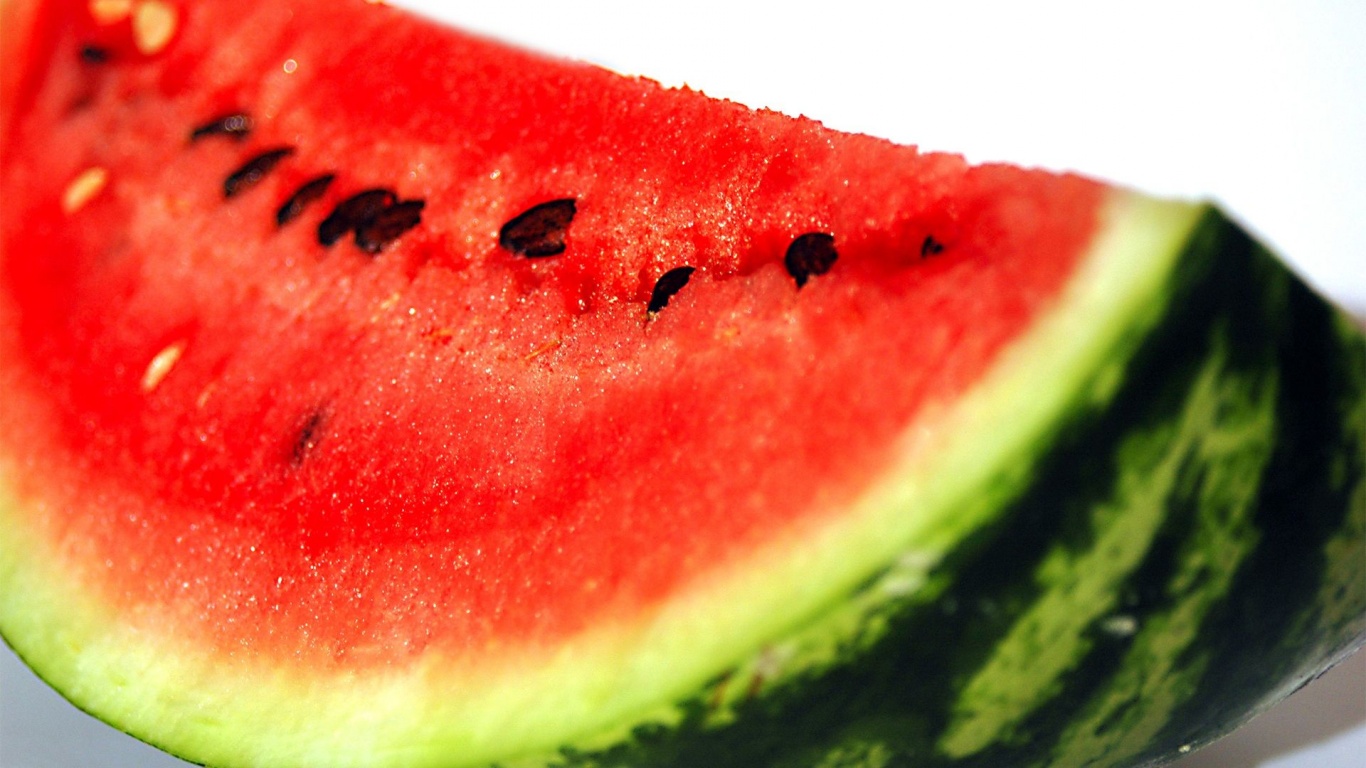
[223,147,294,199]
[80,45,110,64]
[423,327,455,345]
[62,167,109,213]
[141,341,185,393]
[921,235,944,257]
[276,173,335,227]
[290,408,327,466]
[89,0,132,25]
[499,198,577,258]
[191,113,253,143]
[318,189,396,246]
[195,382,216,409]
[131,0,178,55]
[523,338,562,362]
[784,232,837,288]
[355,200,426,254]
[647,266,696,314]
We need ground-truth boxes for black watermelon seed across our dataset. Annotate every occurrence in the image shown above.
[318,188,397,247]
[647,266,696,314]
[190,113,253,143]
[223,147,294,199]
[290,409,326,466]
[921,235,945,257]
[784,232,837,288]
[79,45,109,64]
[276,173,336,228]
[499,198,577,258]
[355,200,426,254]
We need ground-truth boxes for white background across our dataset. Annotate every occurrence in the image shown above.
[3,1,1363,765]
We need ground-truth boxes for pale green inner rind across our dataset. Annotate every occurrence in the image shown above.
[0,191,1210,768]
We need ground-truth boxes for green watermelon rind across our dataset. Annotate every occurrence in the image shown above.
[2,188,1363,768]
[521,201,1366,768]
[477,198,1366,766]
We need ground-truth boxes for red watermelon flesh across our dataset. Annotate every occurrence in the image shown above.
[0,0,1102,666]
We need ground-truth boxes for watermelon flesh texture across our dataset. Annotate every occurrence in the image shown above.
[0,1,1363,767]
[0,0,1108,659]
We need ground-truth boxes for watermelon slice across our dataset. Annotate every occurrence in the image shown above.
[1,1,1363,767]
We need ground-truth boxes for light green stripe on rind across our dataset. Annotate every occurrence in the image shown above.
[1136,303,1366,765]
[1039,329,1276,766]
[939,326,1277,759]
[1290,309,1366,657]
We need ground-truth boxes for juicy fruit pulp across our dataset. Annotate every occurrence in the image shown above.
[0,0,1102,658]
[1,1,1363,767]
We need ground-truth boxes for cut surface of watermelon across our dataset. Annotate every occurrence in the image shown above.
[1,1,1362,767]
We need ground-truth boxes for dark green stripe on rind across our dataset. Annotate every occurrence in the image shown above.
[545,209,1366,768]
[1130,244,1366,765]
[1033,215,1366,768]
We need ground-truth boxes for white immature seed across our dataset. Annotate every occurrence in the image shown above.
[62,167,109,214]
[132,0,178,56]
[89,0,133,25]
[1099,614,1139,638]
[141,341,185,393]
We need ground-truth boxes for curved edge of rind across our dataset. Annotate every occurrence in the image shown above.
[1130,253,1366,767]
